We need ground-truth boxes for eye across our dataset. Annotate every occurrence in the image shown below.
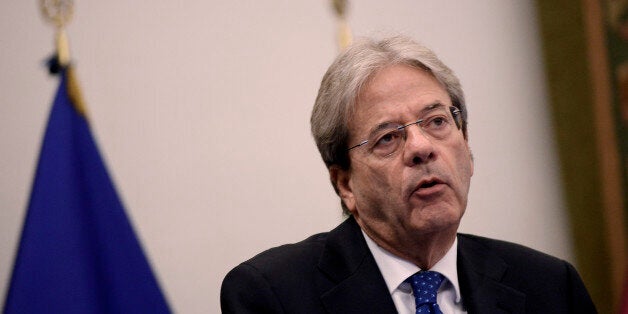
[424,115,450,129]
[420,112,457,139]
[378,132,397,144]
[372,129,403,153]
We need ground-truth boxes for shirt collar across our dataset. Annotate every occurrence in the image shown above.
[362,230,462,303]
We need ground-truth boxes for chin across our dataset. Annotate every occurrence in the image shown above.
[409,207,461,233]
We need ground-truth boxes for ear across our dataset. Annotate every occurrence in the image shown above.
[466,144,474,177]
[329,165,357,213]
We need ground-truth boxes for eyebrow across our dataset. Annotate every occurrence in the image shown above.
[419,102,446,115]
[364,102,446,139]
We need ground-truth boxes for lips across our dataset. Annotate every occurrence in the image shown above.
[412,177,447,198]
[419,179,440,188]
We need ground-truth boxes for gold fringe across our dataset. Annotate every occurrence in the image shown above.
[65,65,88,118]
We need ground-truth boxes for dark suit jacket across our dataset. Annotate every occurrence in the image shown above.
[221,216,596,313]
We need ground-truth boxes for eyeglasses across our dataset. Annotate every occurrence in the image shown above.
[347,105,462,158]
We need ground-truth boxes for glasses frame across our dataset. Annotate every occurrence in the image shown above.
[347,105,462,153]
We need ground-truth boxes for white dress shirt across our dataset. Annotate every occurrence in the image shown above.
[363,231,467,314]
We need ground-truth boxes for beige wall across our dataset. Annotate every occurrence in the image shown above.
[0,1,572,312]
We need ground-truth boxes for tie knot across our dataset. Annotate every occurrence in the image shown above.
[407,271,444,313]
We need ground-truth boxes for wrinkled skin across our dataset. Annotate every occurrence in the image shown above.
[331,64,474,269]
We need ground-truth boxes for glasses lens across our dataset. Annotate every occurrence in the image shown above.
[420,109,456,139]
[367,128,404,157]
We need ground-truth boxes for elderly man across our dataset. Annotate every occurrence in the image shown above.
[220,36,596,313]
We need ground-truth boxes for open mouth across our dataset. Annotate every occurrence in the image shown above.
[420,180,439,189]
[412,178,446,198]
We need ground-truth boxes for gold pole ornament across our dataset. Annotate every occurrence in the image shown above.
[40,0,74,67]
[39,0,88,117]
[332,0,352,50]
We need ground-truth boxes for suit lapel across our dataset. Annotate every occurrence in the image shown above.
[318,216,398,314]
[457,234,526,314]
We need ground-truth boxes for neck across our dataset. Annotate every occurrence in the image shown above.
[360,222,457,270]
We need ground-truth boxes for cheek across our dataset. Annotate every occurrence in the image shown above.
[351,163,398,205]
[357,162,393,188]
[442,141,473,192]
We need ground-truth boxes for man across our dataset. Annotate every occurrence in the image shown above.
[220,36,596,313]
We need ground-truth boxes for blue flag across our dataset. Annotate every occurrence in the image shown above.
[4,66,170,313]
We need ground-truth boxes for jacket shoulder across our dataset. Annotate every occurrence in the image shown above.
[458,233,564,264]
[457,233,597,313]
[220,232,333,313]
[457,233,572,271]
[242,232,328,273]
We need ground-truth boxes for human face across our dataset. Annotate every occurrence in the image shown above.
[333,64,473,252]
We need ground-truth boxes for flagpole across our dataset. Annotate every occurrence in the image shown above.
[40,0,73,67]
[331,0,352,50]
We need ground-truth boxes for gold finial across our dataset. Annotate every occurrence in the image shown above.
[331,0,352,50]
[40,0,74,66]
[332,0,347,17]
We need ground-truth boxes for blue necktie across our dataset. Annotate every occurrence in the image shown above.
[408,271,444,314]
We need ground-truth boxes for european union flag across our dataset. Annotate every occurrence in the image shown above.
[4,65,170,313]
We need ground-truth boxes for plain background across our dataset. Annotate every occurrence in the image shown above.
[1,1,574,312]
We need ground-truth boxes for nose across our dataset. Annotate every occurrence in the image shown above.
[402,125,435,166]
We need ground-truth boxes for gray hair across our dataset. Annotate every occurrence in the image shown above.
[310,36,467,213]
[311,36,467,169]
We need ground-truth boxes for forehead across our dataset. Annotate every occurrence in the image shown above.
[350,64,451,136]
